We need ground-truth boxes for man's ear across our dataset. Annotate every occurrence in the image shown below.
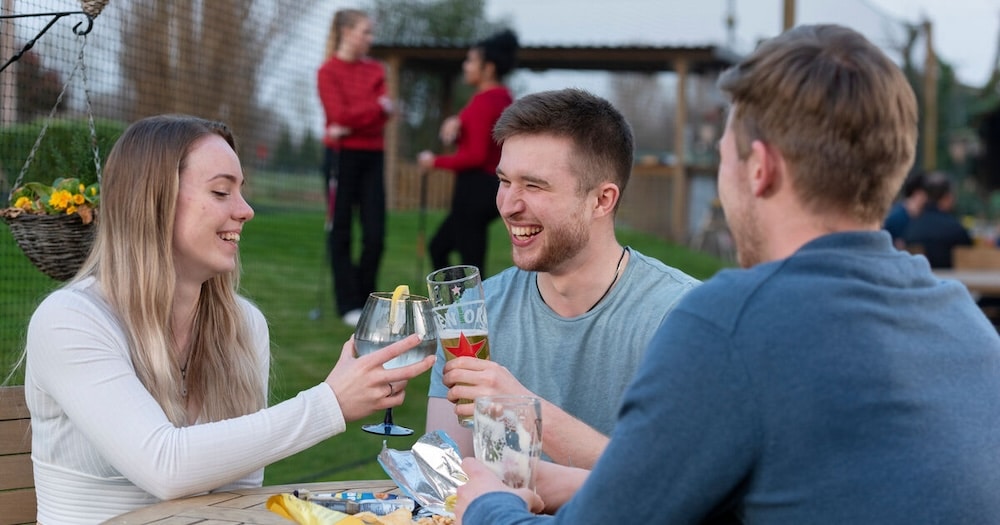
[747,140,783,198]
[593,182,620,218]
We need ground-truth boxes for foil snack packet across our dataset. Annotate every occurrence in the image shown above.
[377,430,467,516]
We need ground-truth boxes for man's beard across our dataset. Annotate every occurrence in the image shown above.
[513,216,590,273]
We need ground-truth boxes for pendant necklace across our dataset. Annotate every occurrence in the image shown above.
[179,350,192,397]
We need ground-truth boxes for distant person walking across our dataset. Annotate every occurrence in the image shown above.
[317,8,395,326]
[417,29,519,275]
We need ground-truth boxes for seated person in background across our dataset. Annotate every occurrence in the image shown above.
[456,24,1000,525]
[882,170,925,248]
[425,88,700,469]
[20,115,434,524]
[902,171,972,267]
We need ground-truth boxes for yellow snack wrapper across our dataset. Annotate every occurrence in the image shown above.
[267,493,366,525]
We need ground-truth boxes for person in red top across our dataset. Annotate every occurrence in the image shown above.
[418,29,519,276]
[317,8,395,326]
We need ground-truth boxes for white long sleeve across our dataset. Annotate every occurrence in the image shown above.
[25,278,347,524]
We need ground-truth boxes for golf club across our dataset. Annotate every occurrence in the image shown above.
[415,168,429,283]
[310,161,337,320]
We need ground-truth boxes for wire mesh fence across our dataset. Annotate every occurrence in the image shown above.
[0,0,739,365]
[0,0,342,363]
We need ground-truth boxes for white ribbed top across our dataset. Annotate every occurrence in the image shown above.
[24,278,346,524]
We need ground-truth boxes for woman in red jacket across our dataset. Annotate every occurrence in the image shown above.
[418,29,519,276]
[318,9,395,326]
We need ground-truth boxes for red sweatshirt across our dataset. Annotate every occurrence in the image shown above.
[433,86,513,173]
[317,56,389,151]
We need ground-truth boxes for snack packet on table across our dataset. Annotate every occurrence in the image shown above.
[377,430,467,517]
[296,490,415,515]
[266,493,365,524]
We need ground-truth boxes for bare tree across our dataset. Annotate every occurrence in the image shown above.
[15,50,64,122]
[610,73,673,156]
[119,0,319,150]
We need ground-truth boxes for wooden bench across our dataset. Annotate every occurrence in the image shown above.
[0,385,35,525]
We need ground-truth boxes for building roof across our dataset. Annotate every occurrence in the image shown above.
[370,42,741,75]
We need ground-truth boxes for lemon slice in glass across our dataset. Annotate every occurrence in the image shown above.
[388,284,409,332]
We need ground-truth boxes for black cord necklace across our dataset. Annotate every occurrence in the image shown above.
[587,246,627,312]
[536,246,628,313]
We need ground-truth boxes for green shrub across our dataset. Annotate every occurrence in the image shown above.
[0,118,126,192]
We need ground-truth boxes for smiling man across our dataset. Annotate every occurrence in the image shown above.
[425,88,699,469]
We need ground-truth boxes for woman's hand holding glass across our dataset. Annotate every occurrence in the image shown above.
[324,334,435,424]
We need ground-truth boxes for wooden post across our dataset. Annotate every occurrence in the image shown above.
[0,0,17,127]
[672,59,689,243]
[922,19,938,171]
[384,54,402,209]
[783,0,796,31]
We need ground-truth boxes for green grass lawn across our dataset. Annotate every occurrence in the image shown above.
[1,199,730,485]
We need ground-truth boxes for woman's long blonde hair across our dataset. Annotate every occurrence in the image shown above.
[73,114,264,426]
[324,8,368,59]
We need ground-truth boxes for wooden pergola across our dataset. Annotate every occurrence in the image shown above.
[370,42,740,242]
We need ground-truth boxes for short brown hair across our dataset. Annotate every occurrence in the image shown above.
[492,88,634,209]
[718,24,918,223]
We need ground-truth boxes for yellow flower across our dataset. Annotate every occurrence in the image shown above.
[14,196,33,210]
[49,190,72,210]
[11,177,99,219]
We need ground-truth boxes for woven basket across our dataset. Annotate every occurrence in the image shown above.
[1,210,96,281]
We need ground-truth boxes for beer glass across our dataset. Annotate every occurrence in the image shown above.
[473,395,542,490]
[354,291,438,436]
[426,265,491,427]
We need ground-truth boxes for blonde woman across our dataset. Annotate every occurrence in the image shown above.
[318,8,395,327]
[23,115,433,524]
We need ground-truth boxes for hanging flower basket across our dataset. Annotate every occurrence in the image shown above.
[1,178,99,281]
[1,19,104,281]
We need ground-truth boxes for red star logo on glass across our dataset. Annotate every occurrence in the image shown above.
[443,332,486,358]
[450,284,462,297]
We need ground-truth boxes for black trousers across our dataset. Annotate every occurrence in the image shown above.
[429,169,500,275]
[327,147,385,315]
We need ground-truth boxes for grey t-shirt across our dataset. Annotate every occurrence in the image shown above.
[428,248,699,436]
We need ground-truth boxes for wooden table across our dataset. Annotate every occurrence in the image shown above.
[103,479,399,524]
[934,269,1000,296]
